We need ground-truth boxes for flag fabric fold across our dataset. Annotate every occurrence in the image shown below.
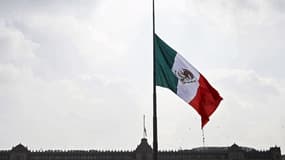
[155,34,222,128]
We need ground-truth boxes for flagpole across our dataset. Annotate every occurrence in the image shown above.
[152,0,158,160]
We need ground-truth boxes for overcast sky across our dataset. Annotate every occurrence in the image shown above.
[0,0,284,154]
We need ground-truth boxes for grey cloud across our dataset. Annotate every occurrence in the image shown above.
[269,0,285,12]
[0,22,38,67]
[202,0,285,12]
[217,69,279,105]
[0,0,99,17]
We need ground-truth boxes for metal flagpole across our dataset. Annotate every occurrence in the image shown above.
[152,0,158,160]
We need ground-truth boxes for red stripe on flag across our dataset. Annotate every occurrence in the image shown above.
[189,74,223,128]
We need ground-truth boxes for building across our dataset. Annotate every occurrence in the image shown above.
[0,138,282,160]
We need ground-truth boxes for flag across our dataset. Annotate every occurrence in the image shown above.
[155,34,222,128]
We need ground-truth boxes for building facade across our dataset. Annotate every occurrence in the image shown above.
[0,138,282,160]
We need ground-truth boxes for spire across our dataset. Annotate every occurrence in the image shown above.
[143,115,147,138]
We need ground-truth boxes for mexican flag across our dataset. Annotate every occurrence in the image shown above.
[155,34,222,128]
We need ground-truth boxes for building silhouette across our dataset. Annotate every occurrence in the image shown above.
[0,138,282,160]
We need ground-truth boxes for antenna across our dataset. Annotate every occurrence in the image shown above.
[143,114,147,138]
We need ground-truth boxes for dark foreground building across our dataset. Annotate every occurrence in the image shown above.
[0,138,282,160]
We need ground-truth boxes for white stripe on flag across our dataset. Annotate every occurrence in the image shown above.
[171,53,200,102]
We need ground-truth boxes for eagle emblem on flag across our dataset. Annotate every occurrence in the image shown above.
[175,68,197,84]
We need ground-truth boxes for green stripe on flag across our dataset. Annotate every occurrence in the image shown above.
[155,34,178,93]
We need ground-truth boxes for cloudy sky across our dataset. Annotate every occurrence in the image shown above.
[0,0,284,154]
